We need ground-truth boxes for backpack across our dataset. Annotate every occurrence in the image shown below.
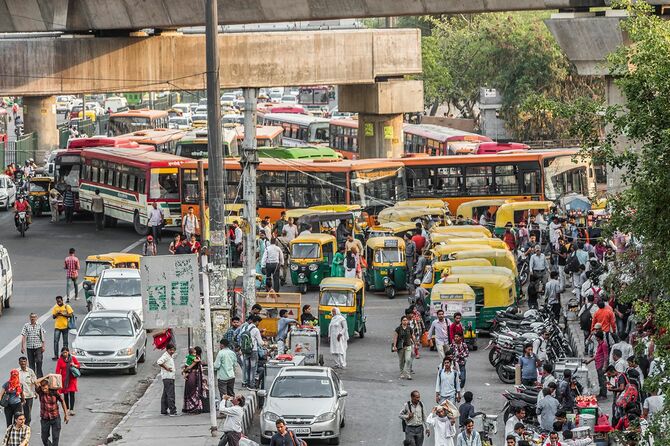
[239,326,254,355]
[346,254,356,269]
[616,374,639,408]
[579,303,594,332]
[565,252,580,273]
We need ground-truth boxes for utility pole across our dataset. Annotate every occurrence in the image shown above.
[204,0,221,436]
[241,88,258,309]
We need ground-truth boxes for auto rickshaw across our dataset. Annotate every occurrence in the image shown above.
[394,199,449,212]
[431,225,493,238]
[442,273,516,331]
[493,201,554,237]
[422,260,504,291]
[27,177,53,216]
[318,277,366,338]
[289,233,336,294]
[255,291,302,337]
[376,207,450,227]
[455,199,511,223]
[293,210,365,246]
[429,283,478,349]
[364,237,406,298]
[432,245,518,277]
[366,221,417,239]
[430,234,508,250]
[82,252,142,311]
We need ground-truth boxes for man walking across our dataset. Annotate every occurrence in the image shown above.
[36,376,69,446]
[583,331,609,399]
[240,316,264,389]
[435,357,461,405]
[157,344,177,416]
[544,271,561,321]
[427,309,450,361]
[404,233,416,285]
[399,390,429,446]
[20,312,46,377]
[328,308,349,369]
[49,187,60,224]
[181,206,200,240]
[261,238,284,292]
[218,394,245,446]
[148,202,164,242]
[51,296,73,360]
[91,189,105,230]
[18,356,37,425]
[392,315,415,380]
[63,248,80,302]
[62,185,75,224]
[213,339,237,398]
[232,221,244,266]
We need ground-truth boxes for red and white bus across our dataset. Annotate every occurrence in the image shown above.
[475,142,530,155]
[328,119,358,159]
[108,109,169,136]
[403,124,492,156]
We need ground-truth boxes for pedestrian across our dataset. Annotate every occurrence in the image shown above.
[270,418,307,446]
[300,304,317,326]
[336,219,350,249]
[578,294,597,340]
[90,189,105,230]
[168,234,182,255]
[544,271,561,321]
[282,217,298,242]
[583,331,609,399]
[217,394,245,446]
[49,187,60,224]
[328,307,349,369]
[274,211,288,238]
[330,246,345,277]
[2,412,30,446]
[456,419,482,446]
[276,309,298,355]
[55,347,79,416]
[182,346,204,414]
[458,391,476,428]
[142,235,158,256]
[449,313,464,342]
[642,389,664,421]
[147,202,164,242]
[542,432,561,446]
[529,246,548,292]
[20,312,46,378]
[400,390,429,446]
[344,248,358,279]
[51,296,73,361]
[533,330,551,365]
[62,185,75,223]
[17,357,37,426]
[518,343,539,387]
[407,307,425,360]
[503,222,517,251]
[591,300,616,336]
[451,333,469,388]
[181,206,200,240]
[232,221,244,266]
[573,264,587,303]
[505,407,526,437]
[157,343,177,416]
[188,234,201,254]
[536,387,560,432]
[404,233,416,284]
[239,316,264,389]
[435,357,461,405]
[392,315,415,380]
[214,339,237,398]
[63,248,80,302]
[556,370,582,411]
[174,237,191,255]
[0,370,25,427]
[426,404,457,446]
[35,376,69,446]
[611,349,627,373]
[427,309,450,361]
[262,238,284,292]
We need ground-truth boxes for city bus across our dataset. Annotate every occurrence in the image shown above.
[235,125,283,148]
[298,86,330,115]
[179,157,405,221]
[329,119,358,159]
[175,128,239,159]
[397,150,596,213]
[260,113,330,147]
[79,147,191,234]
[108,109,170,136]
[119,128,186,153]
[403,124,492,156]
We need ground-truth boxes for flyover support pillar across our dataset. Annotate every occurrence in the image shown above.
[338,79,423,159]
[23,96,58,157]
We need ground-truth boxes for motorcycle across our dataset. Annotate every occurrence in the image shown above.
[517,248,530,285]
[15,211,28,237]
[501,386,540,426]
[472,412,498,446]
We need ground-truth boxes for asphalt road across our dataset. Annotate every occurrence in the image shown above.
[0,212,169,446]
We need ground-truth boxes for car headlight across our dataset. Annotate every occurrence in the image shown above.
[308,264,318,272]
[72,348,86,356]
[383,277,391,285]
[290,264,299,271]
[264,411,280,422]
[314,412,336,423]
[117,347,134,356]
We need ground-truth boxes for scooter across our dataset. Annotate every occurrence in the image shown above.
[15,211,28,237]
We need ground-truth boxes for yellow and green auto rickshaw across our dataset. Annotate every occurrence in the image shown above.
[366,221,417,239]
[294,210,365,246]
[422,260,511,291]
[289,233,337,294]
[393,199,450,212]
[431,224,493,238]
[442,273,516,331]
[493,201,554,237]
[255,291,302,337]
[455,199,511,224]
[27,177,53,217]
[429,283,478,349]
[318,277,366,338]
[82,252,142,311]
[432,245,518,277]
[376,207,450,227]
[430,234,508,250]
[364,236,407,298]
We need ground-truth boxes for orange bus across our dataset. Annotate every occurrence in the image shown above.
[108,109,169,136]
[119,128,186,153]
[397,150,596,213]
[403,124,492,156]
[179,157,405,220]
[235,125,283,148]
[329,119,358,159]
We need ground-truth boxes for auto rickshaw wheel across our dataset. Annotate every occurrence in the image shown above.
[385,286,396,299]
[358,325,365,338]
[298,283,308,294]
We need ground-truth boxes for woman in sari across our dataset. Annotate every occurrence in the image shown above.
[55,346,80,416]
[182,346,204,414]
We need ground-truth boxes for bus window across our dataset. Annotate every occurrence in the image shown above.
[521,170,541,194]
[406,167,433,196]
[436,167,462,196]
[465,166,492,195]
[258,171,286,207]
[494,165,519,194]
[313,126,329,143]
[150,171,179,199]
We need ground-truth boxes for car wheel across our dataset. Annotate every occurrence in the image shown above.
[260,434,270,445]
[4,295,9,309]
[128,366,137,375]
[138,350,146,363]
[328,436,340,445]
[340,415,345,428]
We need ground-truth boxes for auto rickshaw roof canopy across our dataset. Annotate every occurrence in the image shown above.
[431,234,507,250]
[365,236,405,250]
[455,199,511,218]
[290,233,337,244]
[495,200,554,226]
[86,252,142,263]
[319,277,364,292]
[430,225,492,238]
[377,207,448,223]
[442,273,514,290]
[430,283,476,299]
[394,199,449,210]
[434,259,492,269]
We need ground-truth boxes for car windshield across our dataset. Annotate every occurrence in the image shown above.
[79,316,133,336]
[98,277,141,297]
[291,243,320,259]
[319,290,354,307]
[270,376,333,398]
[374,248,402,263]
[86,262,112,278]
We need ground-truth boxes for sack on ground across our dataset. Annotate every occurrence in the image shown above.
[46,373,63,390]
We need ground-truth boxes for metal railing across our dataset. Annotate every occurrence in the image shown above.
[2,133,37,165]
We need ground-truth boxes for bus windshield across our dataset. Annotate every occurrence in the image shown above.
[543,156,588,200]
[150,170,179,200]
[57,163,80,189]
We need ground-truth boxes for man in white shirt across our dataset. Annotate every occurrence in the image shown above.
[262,238,285,291]
[157,344,177,415]
[643,391,664,421]
[282,217,298,241]
[427,309,451,361]
[504,407,526,437]
[147,202,164,242]
[611,349,628,373]
[533,330,551,363]
[219,394,245,446]
[610,337,633,365]
[529,246,549,289]
[233,221,244,266]
[18,356,37,426]
[181,206,200,239]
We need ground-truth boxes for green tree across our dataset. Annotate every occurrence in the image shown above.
[421,36,452,115]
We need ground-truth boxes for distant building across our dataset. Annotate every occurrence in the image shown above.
[479,87,510,141]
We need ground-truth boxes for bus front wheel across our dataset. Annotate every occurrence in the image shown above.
[133,212,149,236]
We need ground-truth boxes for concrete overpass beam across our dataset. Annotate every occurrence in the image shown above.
[23,96,58,158]
[338,79,423,158]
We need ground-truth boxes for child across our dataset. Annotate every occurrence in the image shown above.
[184,347,197,367]
[458,391,475,427]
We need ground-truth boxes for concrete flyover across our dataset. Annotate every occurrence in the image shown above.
[0,0,608,33]
[0,29,421,96]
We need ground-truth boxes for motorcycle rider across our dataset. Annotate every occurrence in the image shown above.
[14,194,32,225]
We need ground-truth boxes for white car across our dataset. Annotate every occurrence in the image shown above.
[103,96,128,113]
[172,103,192,115]
[269,92,283,103]
[0,245,13,312]
[0,175,17,210]
[259,367,347,445]
[281,95,298,105]
[169,116,192,130]
[195,105,208,114]
[92,269,143,321]
[72,310,147,374]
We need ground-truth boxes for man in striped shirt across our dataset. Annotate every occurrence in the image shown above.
[20,313,45,377]
[63,248,80,303]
